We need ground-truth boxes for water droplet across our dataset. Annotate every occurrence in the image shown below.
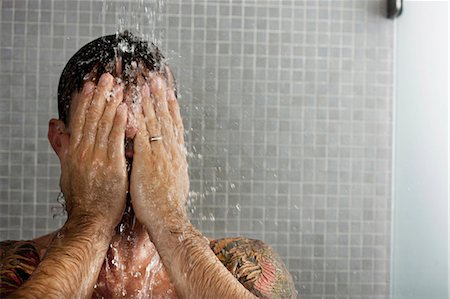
[230,183,235,189]
[209,213,215,221]
[112,257,119,268]
[235,204,241,211]
[104,91,114,102]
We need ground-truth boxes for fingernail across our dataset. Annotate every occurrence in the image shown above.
[98,73,113,86]
[83,82,95,95]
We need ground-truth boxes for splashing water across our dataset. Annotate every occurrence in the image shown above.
[139,254,163,298]
[101,0,165,47]
[51,192,67,218]
[82,2,237,296]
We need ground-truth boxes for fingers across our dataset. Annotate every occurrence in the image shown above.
[142,83,161,139]
[95,84,124,154]
[134,106,164,157]
[79,73,114,150]
[114,56,123,77]
[164,66,185,146]
[142,82,164,156]
[69,82,95,148]
[149,76,176,149]
[108,103,128,160]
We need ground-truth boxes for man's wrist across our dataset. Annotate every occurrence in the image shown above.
[63,214,116,242]
[142,206,189,235]
[147,218,208,261]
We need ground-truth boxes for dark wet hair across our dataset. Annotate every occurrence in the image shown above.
[57,32,165,125]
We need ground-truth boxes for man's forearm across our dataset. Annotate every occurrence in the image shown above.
[145,216,256,299]
[8,217,113,299]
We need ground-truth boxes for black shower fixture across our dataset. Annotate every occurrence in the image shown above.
[388,0,403,19]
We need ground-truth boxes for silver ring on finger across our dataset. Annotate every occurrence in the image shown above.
[150,135,163,142]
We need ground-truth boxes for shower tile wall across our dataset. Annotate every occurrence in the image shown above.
[0,0,393,298]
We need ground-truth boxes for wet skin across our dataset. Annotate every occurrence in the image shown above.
[4,63,297,298]
[51,68,187,298]
[83,69,186,298]
[32,217,178,298]
[15,68,255,299]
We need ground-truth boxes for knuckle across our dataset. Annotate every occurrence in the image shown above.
[98,119,109,132]
[162,119,173,131]
[76,148,89,162]
[108,130,119,142]
[87,106,102,119]
[91,157,104,168]
[114,111,125,124]
[81,132,96,147]
[148,120,160,132]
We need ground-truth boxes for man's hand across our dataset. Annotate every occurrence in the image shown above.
[130,72,189,233]
[60,73,128,228]
[129,72,255,299]
[8,73,129,299]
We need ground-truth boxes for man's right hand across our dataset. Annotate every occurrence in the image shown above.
[59,73,128,228]
[8,73,129,299]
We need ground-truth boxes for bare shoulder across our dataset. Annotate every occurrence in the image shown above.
[32,231,57,257]
[210,237,298,299]
[1,231,55,259]
[0,232,55,297]
[0,239,41,296]
[1,239,40,259]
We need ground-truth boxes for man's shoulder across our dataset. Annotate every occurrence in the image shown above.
[210,236,297,299]
[1,239,40,258]
[0,239,42,296]
[1,231,55,259]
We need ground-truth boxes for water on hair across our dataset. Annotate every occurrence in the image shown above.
[73,2,171,298]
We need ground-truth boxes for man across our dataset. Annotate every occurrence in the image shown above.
[0,32,297,299]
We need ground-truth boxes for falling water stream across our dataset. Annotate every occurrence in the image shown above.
[103,0,165,45]
[53,1,243,297]
[97,1,170,298]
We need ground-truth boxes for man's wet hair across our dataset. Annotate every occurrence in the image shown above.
[57,31,165,125]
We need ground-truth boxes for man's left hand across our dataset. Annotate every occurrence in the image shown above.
[130,71,189,235]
